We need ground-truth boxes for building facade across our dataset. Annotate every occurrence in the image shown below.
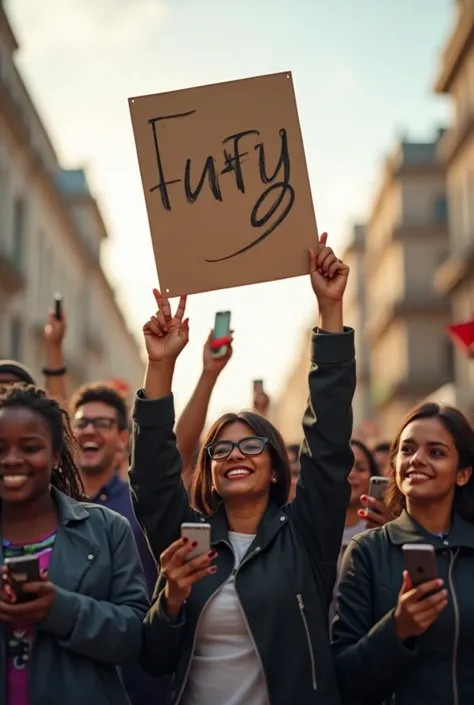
[0,6,144,399]
[365,133,452,438]
[341,223,373,432]
[434,0,474,416]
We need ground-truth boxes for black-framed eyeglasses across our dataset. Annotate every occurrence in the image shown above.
[71,416,117,431]
[206,436,269,460]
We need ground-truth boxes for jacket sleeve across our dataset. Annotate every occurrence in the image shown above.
[331,536,418,699]
[39,513,149,665]
[288,327,355,606]
[140,589,187,676]
[129,391,199,562]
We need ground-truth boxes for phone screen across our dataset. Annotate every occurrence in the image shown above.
[212,311,231,357]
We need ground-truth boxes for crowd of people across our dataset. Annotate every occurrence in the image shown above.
[0,233,473,705]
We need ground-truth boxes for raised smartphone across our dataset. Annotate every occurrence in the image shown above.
[369,476,390,506]
[211,311,231,358]
[181,523,212,561]
[402,544,438,587]
[4,555,41,603]
[53,293,62,321]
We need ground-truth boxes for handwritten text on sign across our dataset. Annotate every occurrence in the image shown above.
[149,111,294,262]
[129,72,317,296]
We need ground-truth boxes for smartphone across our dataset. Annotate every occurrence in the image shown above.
[181,523,211,561]
[4,555,41,603]
[369,476,390,506]
[402,544,438,587]
[211,311,231,358]
[53,292,62,321]
[253,379,264,394]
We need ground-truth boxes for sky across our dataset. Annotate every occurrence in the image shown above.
[6,0,453,421]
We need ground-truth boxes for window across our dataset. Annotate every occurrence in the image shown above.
[10,318,22,360]
[12,196,27,271]
[434,196,448,223]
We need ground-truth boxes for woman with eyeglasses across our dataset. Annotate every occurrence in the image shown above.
[129,234,355,705]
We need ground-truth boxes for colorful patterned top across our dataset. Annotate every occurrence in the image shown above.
[3,531,56,705]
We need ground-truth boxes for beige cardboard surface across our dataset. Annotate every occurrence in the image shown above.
[129,71,318,296]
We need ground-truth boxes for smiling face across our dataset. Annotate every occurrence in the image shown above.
[210,421,274,503]
[72,401,128,477]
[0,406,57,504]
[395,417,472,507]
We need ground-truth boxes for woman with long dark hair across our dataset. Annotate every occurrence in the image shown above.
[0,384,149,705]
[129,235,356,705]
[332,402,474,705]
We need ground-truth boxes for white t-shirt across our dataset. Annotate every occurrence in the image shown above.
[181,531,268,705]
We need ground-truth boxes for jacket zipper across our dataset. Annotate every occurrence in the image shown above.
[175,543,271,704]
[296,594,317,690]
[448,549,460,705]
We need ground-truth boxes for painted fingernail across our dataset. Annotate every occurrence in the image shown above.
[357,509,365,517]
[210,566,217,573]
[360,495,368,502]
[191,541,198,548]
[182,537,189,544]
[208,551,217,558]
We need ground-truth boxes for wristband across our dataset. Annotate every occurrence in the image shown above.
[42,367,67,376]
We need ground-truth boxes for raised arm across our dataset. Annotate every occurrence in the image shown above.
[129,291,198,562]
[176,331,233,488]
[288,235,355,606]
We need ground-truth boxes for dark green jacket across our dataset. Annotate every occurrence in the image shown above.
[0,487,150,705]
[332,510,474,705]
[129,328,355,705]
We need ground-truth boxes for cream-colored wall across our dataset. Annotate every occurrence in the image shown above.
[0,17,144,399]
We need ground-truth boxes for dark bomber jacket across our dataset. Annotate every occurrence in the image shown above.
[332,510,474,705]
[129,328,356,705]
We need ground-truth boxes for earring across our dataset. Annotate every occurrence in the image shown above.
[271,476,277,484]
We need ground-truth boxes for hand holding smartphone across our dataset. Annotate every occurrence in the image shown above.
[181,523,212,561]
[368,476,390,511]
[211,311,231,358]
[3,555,41,603]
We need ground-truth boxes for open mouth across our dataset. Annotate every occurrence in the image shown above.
[406,471,432,482]
[80,442,101,456]
[0,474,30,489]
[224,466,254,480]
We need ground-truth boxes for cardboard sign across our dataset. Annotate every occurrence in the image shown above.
[129,72,318,296]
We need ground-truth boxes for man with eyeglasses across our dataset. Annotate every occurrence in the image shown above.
[69,382,169,705]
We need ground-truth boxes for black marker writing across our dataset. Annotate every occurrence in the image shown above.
[147,112,295,261]
[206,128,294,262]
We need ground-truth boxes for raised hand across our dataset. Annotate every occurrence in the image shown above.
[202,330,233,376]
[394,571,447,642]
[309,232,349,304]
[143,289,189,363]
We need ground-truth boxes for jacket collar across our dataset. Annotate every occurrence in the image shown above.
[387,509,474,549]
[51,486,90,525]
[209,501,288,548]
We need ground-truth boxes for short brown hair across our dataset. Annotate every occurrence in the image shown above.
[385,402,474,522]
[69,382,128,431]
[190,411,291,514]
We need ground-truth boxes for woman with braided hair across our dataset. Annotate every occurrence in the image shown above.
[0,384,149,705]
